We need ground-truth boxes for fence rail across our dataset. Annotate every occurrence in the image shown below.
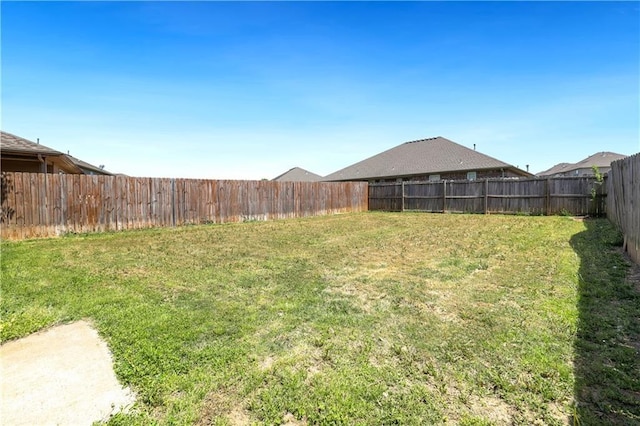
[369,176,607,216]
[607,153,639,264]
[0,172,368,240]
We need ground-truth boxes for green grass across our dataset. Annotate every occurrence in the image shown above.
[1,212,637,425]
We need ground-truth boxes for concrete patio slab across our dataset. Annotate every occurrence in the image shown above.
[1,320,135,425]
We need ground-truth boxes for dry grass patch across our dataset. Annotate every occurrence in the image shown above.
[197,389,252,426]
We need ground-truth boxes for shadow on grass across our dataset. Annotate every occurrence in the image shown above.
[570,219,640,425]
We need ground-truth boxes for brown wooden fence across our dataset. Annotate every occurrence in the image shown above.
[369,176,607,216]
[0,172,368,240]
[607,153,640,264]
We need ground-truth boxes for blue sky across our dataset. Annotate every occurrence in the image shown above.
[2,1,639,179]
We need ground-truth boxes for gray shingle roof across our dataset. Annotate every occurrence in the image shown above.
[572,152,627,170]
[66,155,112,175]
[272,167,322,182]
[323,136,519,181]
[537,152,627,176]
[536,162,572,176]
[1,131,112,175]
[1,131,63,156]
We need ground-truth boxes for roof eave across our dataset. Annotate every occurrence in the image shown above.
[325,165,532,181]
[0,148,65,157]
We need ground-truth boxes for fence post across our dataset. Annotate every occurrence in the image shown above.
[443,180,447,213]
[401,181,405,212]
[484,179,488,214]
[42,172,48,234]
[171,178,176,227]
[545,178,551,216]
[61,174,67,232]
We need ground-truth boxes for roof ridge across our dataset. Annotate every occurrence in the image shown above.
[403,136,441,145]
[272,166,321,182]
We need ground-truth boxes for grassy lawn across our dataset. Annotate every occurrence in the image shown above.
[1,212,638,425]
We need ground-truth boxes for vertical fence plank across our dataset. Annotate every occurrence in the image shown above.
[23,173,34,238]
[37,173,46,236]
[39,173,48,237]
[102,175,110,231]
[442,181,447,213]
[119,175,128,230]
[27,173,40,237]
[2,172,18,239]
[13,173,25,240]
[483,179,488,214]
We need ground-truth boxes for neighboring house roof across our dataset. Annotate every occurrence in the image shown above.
[272,167,322,182]
[537,152,627,176]
[537,162,572,176]
[1,130,80,173]
[572,152,627,170]
[323,136,531,181]
[67,155,112,175]
[1,131,111,175]
[1,131,64,156]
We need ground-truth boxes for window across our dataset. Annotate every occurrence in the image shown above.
[429,174,440,182]
[467,171,477,181]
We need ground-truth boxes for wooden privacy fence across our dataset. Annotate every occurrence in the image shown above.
[0,172,368,240]
[607,153,640,264]
[369,176,607,216]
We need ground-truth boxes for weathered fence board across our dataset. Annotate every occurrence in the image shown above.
[369,176,607,216]
[0,172,368,240]
[607,153,639,264]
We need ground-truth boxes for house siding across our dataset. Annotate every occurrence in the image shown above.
[371,168,523,183]
[2,158,43,173]
[555,166,612,177]
[2,156,75,174]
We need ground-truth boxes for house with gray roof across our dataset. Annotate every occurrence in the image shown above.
[66,155,111,175]
[272,167,322,182]
[536,152,627,177]
[323,136,531,182]
[1,131,111,175]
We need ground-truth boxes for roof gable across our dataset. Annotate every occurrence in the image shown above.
[66,155,112,175]
[324,136,518,181]
[536,162,572,176]
[273,167,322,182]
[537,152,627,176]
[572,152,627,169]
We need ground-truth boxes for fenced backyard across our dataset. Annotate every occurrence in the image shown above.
[0,173,368,240]
[1,213,637,424]
[369,176,607,216]
[1,169,636,250]
[1,164,638,423]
